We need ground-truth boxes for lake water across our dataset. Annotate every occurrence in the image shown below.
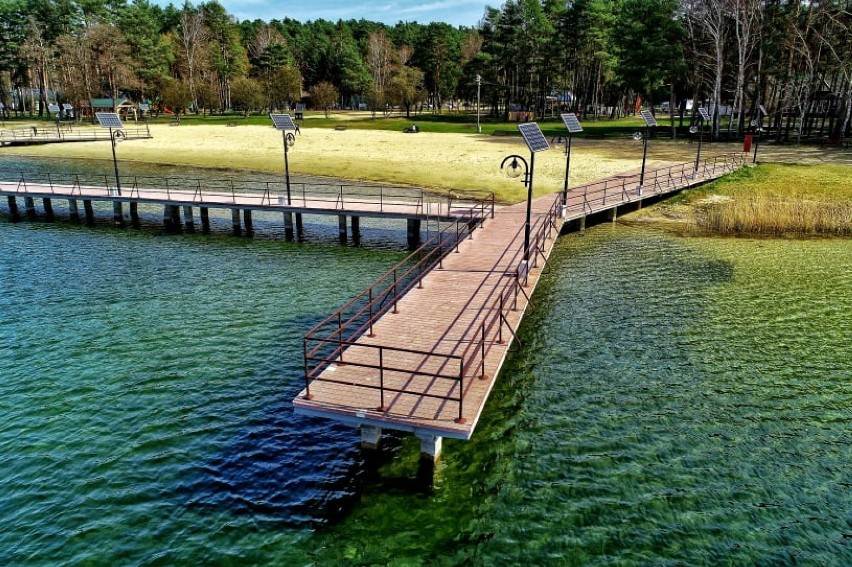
[1,157,850,565]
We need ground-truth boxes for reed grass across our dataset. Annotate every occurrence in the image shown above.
[692,164,852,236]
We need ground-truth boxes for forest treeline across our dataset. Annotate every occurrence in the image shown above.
[1,0,850,141]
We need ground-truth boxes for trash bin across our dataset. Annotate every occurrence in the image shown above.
[743,134,753,153]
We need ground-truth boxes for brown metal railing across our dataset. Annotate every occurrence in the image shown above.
[566,152,746,216]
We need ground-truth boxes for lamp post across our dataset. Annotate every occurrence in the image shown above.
[476,75,482,134]
[95,112,125,196]
[500,154,532,261]
[501,122,550,268]
[269,113,299,205]
[636,109,657,195]
[753,104,766,164]
[559,113,583,209]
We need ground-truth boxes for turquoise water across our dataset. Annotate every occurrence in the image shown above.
[1,158,850,564]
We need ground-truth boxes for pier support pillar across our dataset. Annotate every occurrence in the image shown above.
[24,197,36,219]
[183,206,195,233]
[579,216,586,233]
[42,198,54,221]
[360,425,382,450]
[608,206,617,223]
[243,209,253,236]
[407,218,421,250]
[129,202,139,227]
[68,198,80,223]
[231,209,242,236]
[113,201,124,228]
[283,212,294,241]
[200,207,210,233]
[338,214,347,244]
[295,213,304,241]
[7,196,20,221]
[163,205,180,233]
[351,216,361,243]
[83,200,95,225]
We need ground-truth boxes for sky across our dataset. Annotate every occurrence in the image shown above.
[161,0,490,28]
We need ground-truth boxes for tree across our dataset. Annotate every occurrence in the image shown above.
[366,30,394,116]
[388,65,425,118]
[310,80,338,117]
[161,77,191,115]
[177,6,207,111]
[269,64,302,109]
[229,75,263,115]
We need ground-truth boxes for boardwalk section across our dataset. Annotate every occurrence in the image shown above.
[0,125,152,146]
[294,152,748,460]
[0,170,492,244]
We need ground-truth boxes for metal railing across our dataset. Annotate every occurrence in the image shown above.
[301,192,563,423]
[565,152,746,216]
[0,167,494,220]
[302,197,495,422]
[0,126,151,145]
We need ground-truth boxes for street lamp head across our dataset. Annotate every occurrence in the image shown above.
[632,131,644,141]
[506,157,524,179]
[689,125,698,134]
[285,132,296,147]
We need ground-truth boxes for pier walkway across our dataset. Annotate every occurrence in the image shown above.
[295,152,747,460]
[0,125,152,146]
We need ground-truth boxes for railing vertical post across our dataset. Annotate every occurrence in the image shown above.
[231,179,236,204]
[456,359,465,424]
[438,231,444,269]
[480,323,487,379]
[455,222,460,253]
[378,348,387,412]
[498,296,504,344]
[303,340,313,400]
[368,287,374,336]
[393,269,398,313]
[418,248,424,288]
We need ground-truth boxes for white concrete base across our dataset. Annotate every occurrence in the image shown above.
[416,432,443,463]
[360,425,382,450]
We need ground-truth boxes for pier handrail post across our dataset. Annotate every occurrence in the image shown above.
[303,340,313,400]
[498,296,504,344]
[455,359,465,424]
[418,248,424,289]
[230,179,236,204]
[377,347,387,412]
[392,269,398,313]
[47,172,54,194]
[455,222,460,253]
[368,288,374,336]
[438,231,444,269]
[480,323,487,379]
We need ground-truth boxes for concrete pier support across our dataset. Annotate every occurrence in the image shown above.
[42,198,54,221]
[338,214,347,243]
[200,207,210,233]
[68,198,80,223]
[24,197,36,219]
[579,216,586,233]
[83,200,95,225]
[407,218,421,250]
[163,204,180,232]
[183,206,195,232]
[113,201,124,227]
[243,209,253,236]
[351,215,361,243]
[360,425,382,450]
[295,213,304,241]
[7,196,20,221]
[129,202,139,227]
[231,208,242,236]
[283,211,294,241]
[608,206,618,223]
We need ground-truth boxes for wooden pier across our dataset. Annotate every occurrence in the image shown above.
[0,125,152,146]
[0,172,491,247]
[295,152,748,465]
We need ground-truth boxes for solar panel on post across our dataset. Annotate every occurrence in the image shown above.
[698,107,710,122]
[640,110,658,127]
[560,113,583,133]
[95,112,123,129]
[518,122,550,153]
[269,113,297,131]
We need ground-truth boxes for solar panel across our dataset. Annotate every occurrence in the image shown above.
[269,113,297,131]
[47,104,60,114]
[640,110,657,127]
[698,107,710,121]
[138,103,150,111]
[95,112,123,129]
[560,113,583,133]
[62,103,73,111]
[518,122,550,153]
